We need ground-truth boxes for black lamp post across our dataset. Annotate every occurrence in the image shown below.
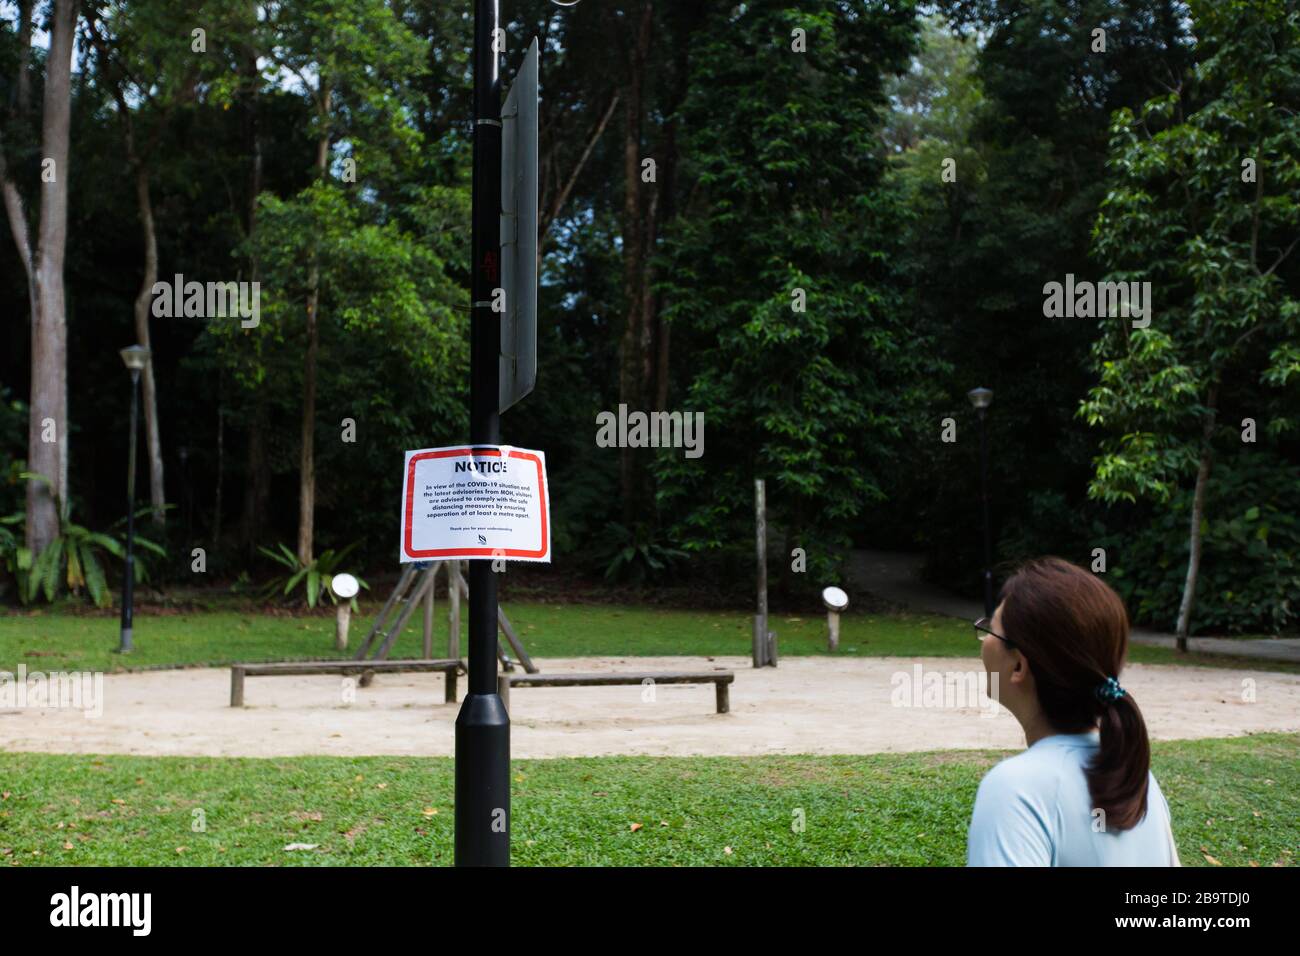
[455,0,509,868]
[119,345,149,653]
[967,387,994,618]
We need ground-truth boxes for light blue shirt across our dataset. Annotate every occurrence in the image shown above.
[967,731,1179,866]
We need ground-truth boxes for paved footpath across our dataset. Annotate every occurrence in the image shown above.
[846,549,1300,664]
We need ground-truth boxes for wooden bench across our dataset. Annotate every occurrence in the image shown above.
[497,671,734,714]
[230,659,465,707]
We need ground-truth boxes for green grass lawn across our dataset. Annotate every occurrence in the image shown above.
[0,733,1293,866]
[1,603,1294,673]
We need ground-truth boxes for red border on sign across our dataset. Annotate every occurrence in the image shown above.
[402,447,549,559]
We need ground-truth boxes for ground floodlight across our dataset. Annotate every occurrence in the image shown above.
[822,586,849,611]
[332,573,359,651]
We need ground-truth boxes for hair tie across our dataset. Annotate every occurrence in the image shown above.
[1095,676,1126,703]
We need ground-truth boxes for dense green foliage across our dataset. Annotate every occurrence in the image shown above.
[656,0,936,584]
[1098,453,1300,633]
[1081,0,1300,633]
[1,1,1297,633]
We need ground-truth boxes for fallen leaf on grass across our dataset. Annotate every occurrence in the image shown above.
[723,846,733,856]
[629,823,642,832]
[284,843,318,852]
[422,808,438,817]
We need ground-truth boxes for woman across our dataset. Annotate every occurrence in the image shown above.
[967,557,1180,866]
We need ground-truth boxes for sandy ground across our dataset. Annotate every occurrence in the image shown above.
[1,656,1295,760]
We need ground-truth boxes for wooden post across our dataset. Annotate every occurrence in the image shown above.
[448,561,462,659]
[496,672,510,712]
[230,666,245,708]
[445,667,458,704]
[335,602,351,651]
[423,562,438,659]
[754,478,768,668]
[715,680,730,715]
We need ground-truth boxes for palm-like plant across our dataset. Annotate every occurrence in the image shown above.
[258,541,368,609]
[601,522,688,586]
[2,475,165,608]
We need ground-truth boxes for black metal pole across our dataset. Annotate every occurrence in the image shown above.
[977,407,993,618]
[119,368,140,653]
[455,0,509,867]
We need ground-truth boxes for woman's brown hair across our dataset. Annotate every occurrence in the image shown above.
[998,556,1151,831]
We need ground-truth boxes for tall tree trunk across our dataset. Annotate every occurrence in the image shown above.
[1174,387,1218,652]
[299,269,320,564]
[23,0,77,555]
[298,96,331,566]
[651,10,695,413]
[131,164,166,529]
[85,12,206,542]
[615,1,656,529]
[237,42,267,557]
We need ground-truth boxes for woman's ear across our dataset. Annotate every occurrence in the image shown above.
[1008,650,1032,686]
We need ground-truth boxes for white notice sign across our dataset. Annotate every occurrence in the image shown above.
[400,445,550,563]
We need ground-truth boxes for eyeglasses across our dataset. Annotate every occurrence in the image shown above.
[974,617,1018,651]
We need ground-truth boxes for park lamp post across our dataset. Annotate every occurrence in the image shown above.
[967,387,994,618]
[118,345,149,654]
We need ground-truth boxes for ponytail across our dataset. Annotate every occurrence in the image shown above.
[1086,692,1151,831]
